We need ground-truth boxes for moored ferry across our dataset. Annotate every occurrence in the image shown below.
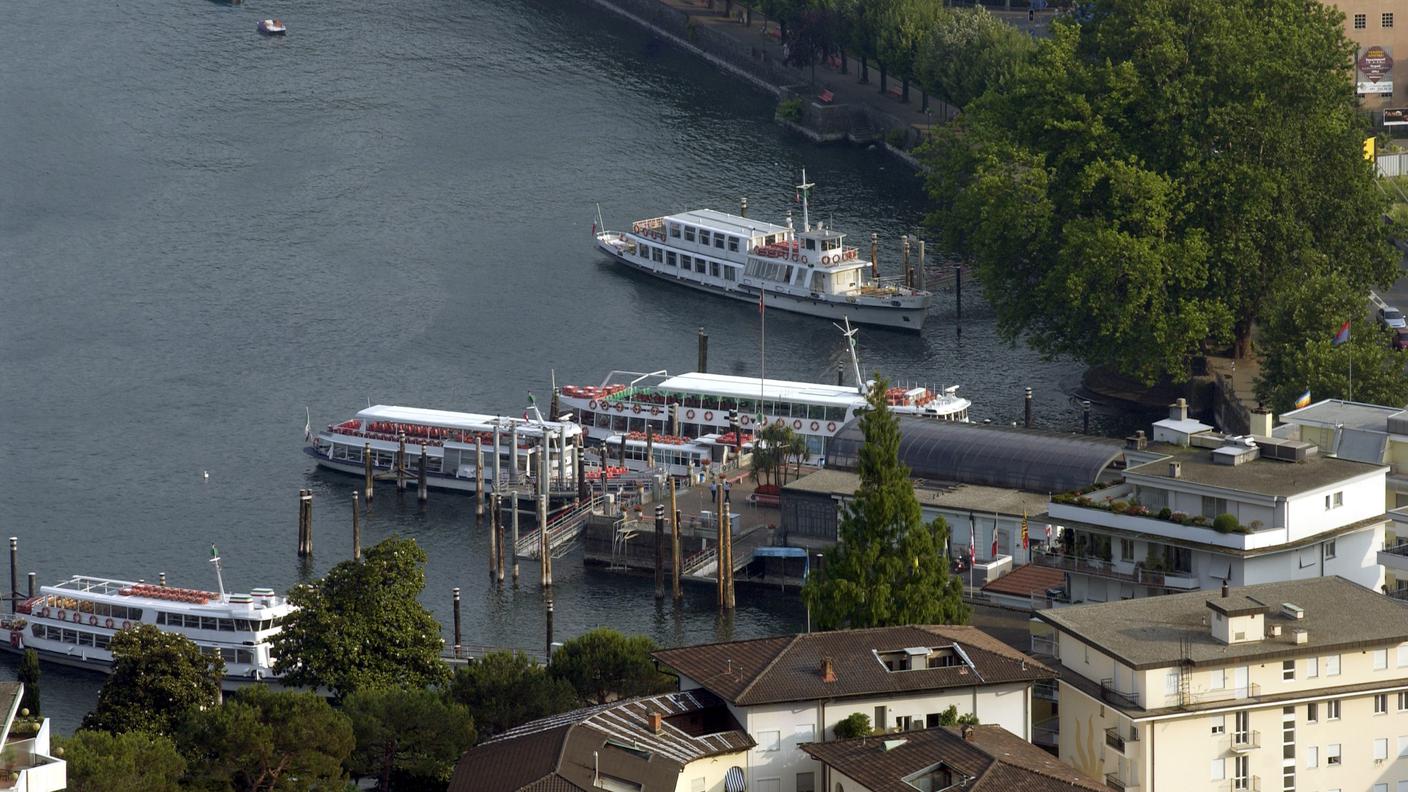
[594,172,930,330]
[308,404,583,496]
[0,573,293,688]
[600,431,754,477]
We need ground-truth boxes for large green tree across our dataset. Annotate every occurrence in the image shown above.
[176,686,354,792]
[271,537,448,698]
[914,7,1035,113]
[802,378,968,629]
[82,625,223,735]
[61,730,187,792]
[549,628,674,705]
[343,687,476,792]
[445,651,577,740]
[924,0,1397,385]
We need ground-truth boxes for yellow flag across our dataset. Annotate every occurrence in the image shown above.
[1365,136,1377,162]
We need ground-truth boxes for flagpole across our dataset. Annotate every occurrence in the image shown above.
[759,287,766,425]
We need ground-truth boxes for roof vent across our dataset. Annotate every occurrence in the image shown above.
[1212,438,1259,465]
[1169,461,1181,479]
[1281,602,1305,620]
[821,656,837,683]
[1268,624,1282,637]
[1170,398,1189,422]
[1291,628,1309,644]
[883,739,907,752]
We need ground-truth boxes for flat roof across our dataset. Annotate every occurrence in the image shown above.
[1279,399,1404,433]
[662,208,790,238]
[655,372,865,407]
[783,469,1050,516]
[1036,577,1408,669]
[1125,443,1384,497]
[356,405,579,435]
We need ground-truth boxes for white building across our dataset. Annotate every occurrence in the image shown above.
[0,683,65,792]
[1032,400,1388,602]
[653,625,1055,792]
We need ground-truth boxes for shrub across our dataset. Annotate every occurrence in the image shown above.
[834,712,872,739]
[1127,504,1150,517]
[1170,511,1189,524]
[776,98,803,122]
[1110,501,1129,514]
[1190,515,1209,527]
[1212,513,1240,533]
[1157,507,1172,520]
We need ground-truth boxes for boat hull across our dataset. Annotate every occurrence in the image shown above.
[306,447,580,505]
[596,237,926,331]
[0,640,284,691]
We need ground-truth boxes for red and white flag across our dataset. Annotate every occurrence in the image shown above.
[991,531,998,559]
[758,288,766,317]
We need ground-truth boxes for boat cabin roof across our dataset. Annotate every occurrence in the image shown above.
[357,405,581,436]
[44,575,291,613]
[656,372,865,407]
[662,209,790,240]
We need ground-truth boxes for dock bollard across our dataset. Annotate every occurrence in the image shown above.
[545,597,554,666]
[1025,386,1033,429]
[26,572,35,601]
[418,447,429,505]
[352,491,361,561]
[697,328,708,373]
[489,495,500,581]
[159,572,167,587]
[654,504,665,600]
[1083,400,1091,434]
[8,538,16,614]
[363,443,374,503]
[452,587,461,658]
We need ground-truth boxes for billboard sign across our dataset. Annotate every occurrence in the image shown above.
[1359,45,1394,83]
[1386,107,1408,126]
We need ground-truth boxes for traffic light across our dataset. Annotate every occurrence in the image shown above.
[1365,136,1377,163]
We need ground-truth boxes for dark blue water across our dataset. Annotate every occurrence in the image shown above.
[0,0,1134,731]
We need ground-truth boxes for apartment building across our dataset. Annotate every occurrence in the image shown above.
[1279,399,1408,513]
[1034,402,1387,603]
[652,625,1055,792]
[1035,577,1408,792]
[0,683,64,792]
[1330,0,1408,115]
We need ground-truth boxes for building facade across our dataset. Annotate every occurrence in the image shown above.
[1332,0,1408,117]
[1036,577,1408,792]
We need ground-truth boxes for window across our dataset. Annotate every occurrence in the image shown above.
[1212,714,1226,735]
[1325,491,1343,510]
[1355,13,1367,28]
[1307,702,1318,723]
[1376,694,1389,714]
[1211,758,1226,781]
[666,251,676,267]
[1119,538,1134,561]
[1384,12,1394,28]
[757,730,781,752]
[897,715,914,731]
[684,227,696,242]
[1306,745,1318,768]
[652,248,663,263]
[1210,669,1226,690]
[1327,699,1341,720]
[728,236,739,253]
[698,230,710,246]
[724,266,736,282]
[669,224,680,238]
[1166,670,1180,695]
[1398,735,1408,757]
[1324,539,1337,559]
[1399,642,1408,667]
[1283,660,1295,681]
[1374,648,1388,669]
[1399,692,1408,711]
[1327,743,1341,765]
[1325,655,1341,676]
[796,772,815,792]
[874,706,887,731]
[1376,737,1390,760]
[1306,656,1319,678]
[1233,755,1250,790]
[714,235,724,249]
[795,724,814,743]
[1202,496,1229,519]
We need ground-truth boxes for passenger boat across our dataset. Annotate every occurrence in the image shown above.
[307,404,584,498]
[0,561,293,689]
[559,321,970,462]
[594,171,930,330]
[257,18,286,35]
[599,431,753,477]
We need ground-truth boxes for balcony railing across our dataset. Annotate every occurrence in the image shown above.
[1030,635,1058,660]
[1033,680,1059,701]
[1033,716,1060,747]
[1230,730,1260,752]
[1031,550,1197,590]
[1221,776,1260,792]
[1105,726,1127,754]
[1106,772,1138,791]
[1100,678,1140,710]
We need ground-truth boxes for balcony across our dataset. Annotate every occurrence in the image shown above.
[1378,541,1408,573]
[1104,725,1139,754]
[1229,730,1260,752]
[1106,772,1140,791]
[1033,680,1058,702]
[1030,549,1198,591]
[1033,716,1059,748]
[1030,635,1058,661]
[1100,678,1139,710]
[1220,776,1261,792]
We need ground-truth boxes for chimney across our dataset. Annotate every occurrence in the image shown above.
[1249,407,1274,438]
[1168,461,1181,479]
[821,656,837,683]
[648,712,663,734]
[961,724,975,742]
[1221,580,1230,598]
[1125,430,1148,450]
[1170,398,1188,422]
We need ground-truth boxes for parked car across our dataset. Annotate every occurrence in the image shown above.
[1380,306,1406,329]
[1395,328,1408,350]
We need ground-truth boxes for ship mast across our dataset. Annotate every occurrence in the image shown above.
[209,544,227,603]
[833,317,864,394]
[797,170,814,232]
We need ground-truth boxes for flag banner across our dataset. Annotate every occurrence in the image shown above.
[1294,390,1312,409]
[1045,523,1053,541]
[1332,321,1350,346]
[1021,512,1029,550]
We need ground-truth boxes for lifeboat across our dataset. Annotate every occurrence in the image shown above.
[257,18,287,35]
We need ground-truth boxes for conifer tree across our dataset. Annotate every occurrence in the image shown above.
[802,377,968,629]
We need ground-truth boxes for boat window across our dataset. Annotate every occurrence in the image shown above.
[695,259,706,274]
[652,248,663,263]
[809,404,827,420]
[669,224,680,238]
[827,406,847,422]
[728,236,739,252]
[681,255,692,269]
[725,267,737,282]
[711,262,720,278]
[61,629,76,644]
[29,625,39,638]
[95,633,110,650]
[737,398,755,414]
[638,243,649,259]
[765,234,777,245]
[699,230,710,246]
[79,631,95,647]
[218,619,235,631]
[685,226,696,242]
[714,235,724,249]
[805,238,817,251]
[666,252,676,267]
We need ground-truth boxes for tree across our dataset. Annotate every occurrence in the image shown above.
[1256,336,1408,413]
[914,7,1035,113]
[833,712,871,738]
[549,628,674,705]
[82,625,223,735]
[445,651,577,740]
[176,686,354,792]
[802,378,969,629]
[61,730,187,792]
[876,0,943,105]
[343,687,476,791]
[17,649,40,716]
[924,0,1398,385]
[935,704,979,726]
[271,537,448,698]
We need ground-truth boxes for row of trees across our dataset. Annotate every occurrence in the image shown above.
[921,0,1406,409]
[62,538,675,791]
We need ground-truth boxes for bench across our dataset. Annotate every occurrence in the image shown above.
[818,89,834,104]
[886,82,903,99]
[825,53,842,70]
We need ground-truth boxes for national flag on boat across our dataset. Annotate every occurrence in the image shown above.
[1021,511,1029,550]
[991,530,998,559]
[1295,389,1312,409]
[759,288,765,317]
[1332,321,1350,346]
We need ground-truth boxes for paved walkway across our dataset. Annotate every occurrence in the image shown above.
[654,0,1057,133]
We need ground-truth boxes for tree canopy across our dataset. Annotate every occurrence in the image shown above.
[343,687,476,791]
[802,378,968,629]
[17,649,39,717]
[271,537,448,698]
[549,628,674,705]
[61,730,187,792]
[446,651,577,740]
[923,0,1397,385]
[82,625,223,736]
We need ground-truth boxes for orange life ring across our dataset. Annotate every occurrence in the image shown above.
[58,611,66,622]
[589,400,598,410]
[810,421,820,431]
[89,615,98,626]
[793,253,799,262]
[633,404,642,414]
[105,618,114,629]
[703,411,714,422]
[793,419,803,430]
[827,422,837,432]
[686,410,696,420]
[121,621,131,630]
[651,406,661,416]
[823,255,831,265]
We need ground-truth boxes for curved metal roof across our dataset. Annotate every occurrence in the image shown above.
[827,417,1122,493]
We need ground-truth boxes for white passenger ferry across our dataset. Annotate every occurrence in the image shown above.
[601,431,753,477]
[308,404,583,495]
[594,172,930,330]
[0,567,293,688]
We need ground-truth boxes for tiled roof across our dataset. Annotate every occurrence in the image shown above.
[981,564,1065,598]
[448,690,751,792]
[653,625,1054,706]
[801,725,1107,792]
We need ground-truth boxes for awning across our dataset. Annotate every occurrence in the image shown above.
[724,766,746,792]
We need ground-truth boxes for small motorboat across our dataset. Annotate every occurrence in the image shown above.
[257,19,286,35]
